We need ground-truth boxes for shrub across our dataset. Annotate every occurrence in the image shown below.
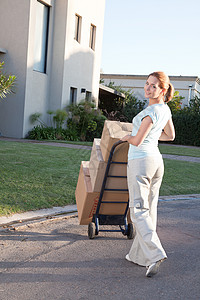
[99,82,147,122]
[27,126,57,140]
[172,112,200,146]
[66,101,106,141]
[121,95,146,122]
[170,96,200,146]
[0,61,16,99]
[168,91,184,114]
[53,109,68,130]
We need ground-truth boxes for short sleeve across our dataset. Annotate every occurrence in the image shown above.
[141,111,157,124]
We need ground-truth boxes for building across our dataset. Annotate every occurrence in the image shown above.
[0,0,105,138]
[100,74,200,107]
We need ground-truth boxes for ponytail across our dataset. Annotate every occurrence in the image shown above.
[165,82,174,103]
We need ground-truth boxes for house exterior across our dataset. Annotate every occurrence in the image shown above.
[100,74,200,107]
[0,0,105,138]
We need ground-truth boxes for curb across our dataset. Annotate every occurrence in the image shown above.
[1,194,200,228]
[0,205,78,228]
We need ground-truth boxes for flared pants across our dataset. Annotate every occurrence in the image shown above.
[127,155,167,267]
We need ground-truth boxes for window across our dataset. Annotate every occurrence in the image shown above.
[89,24,96,50]
[70,87,77,104]
[33,1,50,73]
[85,91,92,102]
[74,14,82,43]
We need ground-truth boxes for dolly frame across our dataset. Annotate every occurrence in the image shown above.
[88,140,134,239]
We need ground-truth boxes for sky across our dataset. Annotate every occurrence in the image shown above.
[101,0,200,77]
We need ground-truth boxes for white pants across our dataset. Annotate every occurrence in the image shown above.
[127,156,167,267]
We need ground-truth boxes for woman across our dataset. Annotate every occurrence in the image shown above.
[121,71,175,277]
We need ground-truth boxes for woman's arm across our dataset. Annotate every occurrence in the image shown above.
[159,118,175,141]
[121,116,153,146]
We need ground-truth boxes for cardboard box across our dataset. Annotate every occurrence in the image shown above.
[75,161,99,225]
[89,138,128,192]
[99,191,129,215]
[100,120,133,162]
[75,161,130,225]
[89,139,107,192]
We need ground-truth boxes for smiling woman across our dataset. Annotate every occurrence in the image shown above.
[121,71,176,277]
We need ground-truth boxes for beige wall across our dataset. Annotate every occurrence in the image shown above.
[0,0,105,138]
[60,0,105,107]
[23,0,54,137]
[0,0,30,137]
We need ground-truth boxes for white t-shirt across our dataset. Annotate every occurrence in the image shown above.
[128,103,172,160]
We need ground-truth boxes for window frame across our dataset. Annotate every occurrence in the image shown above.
[33,0,50,74]
[70,87,77,105]
[89,24,96,50]
[74,14,82,43]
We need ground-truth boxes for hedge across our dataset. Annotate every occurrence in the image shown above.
[172,113,200,146]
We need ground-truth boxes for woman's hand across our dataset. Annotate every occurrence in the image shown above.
[159,118,175,141]
[121,134,131,142]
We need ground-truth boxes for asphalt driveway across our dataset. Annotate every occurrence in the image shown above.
[0,197,199,300]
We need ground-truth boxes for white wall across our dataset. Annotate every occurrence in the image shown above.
[61,0,105,107]
[23,0,54,137]
[0,0,105,138]
[0,0,30,138]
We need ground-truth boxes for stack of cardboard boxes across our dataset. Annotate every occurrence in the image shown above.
[75,120,133,225]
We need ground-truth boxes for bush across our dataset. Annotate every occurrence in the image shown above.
[66,101,107,141]
[27,103,106,142]
[170,96,200,146]
[27,126,57,140]
[121,95,146,122]
[27,126,80,141]
[0,61,16,99]
[99,82,147,122]
[172,112,200,146]
[168,91,184,114]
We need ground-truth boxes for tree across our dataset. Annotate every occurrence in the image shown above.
[0,61,16,99]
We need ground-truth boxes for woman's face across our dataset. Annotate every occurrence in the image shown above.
[144,75,163,100]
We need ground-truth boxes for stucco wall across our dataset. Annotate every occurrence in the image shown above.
[61,0,105,107]
[0,0,30,138]
[0,0,105,138]
[23,0,54,137]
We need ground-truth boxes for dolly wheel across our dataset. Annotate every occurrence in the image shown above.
[127,223,135,240]
[88,222,95,239]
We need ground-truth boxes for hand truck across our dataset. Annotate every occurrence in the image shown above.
[88,140,135,239]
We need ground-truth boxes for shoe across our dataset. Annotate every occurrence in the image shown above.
[125,254,132,262]
[146,260,161,277]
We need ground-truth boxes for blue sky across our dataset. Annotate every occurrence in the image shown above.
[101,0,200,77]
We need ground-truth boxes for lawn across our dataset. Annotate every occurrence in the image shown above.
[160,159,200,196]
[0,141,199,216]
[159,144,200,157]
[0,141,90,216]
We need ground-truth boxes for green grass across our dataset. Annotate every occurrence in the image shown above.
[159,144,200,157]
[0,141,90,216]
[0,141,199,216]
[38,140,93,146]
[160,159,200,196]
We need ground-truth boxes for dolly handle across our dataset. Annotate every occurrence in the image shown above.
[111,140,127,152]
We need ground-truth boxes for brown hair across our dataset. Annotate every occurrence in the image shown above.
[147,71,174,103]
